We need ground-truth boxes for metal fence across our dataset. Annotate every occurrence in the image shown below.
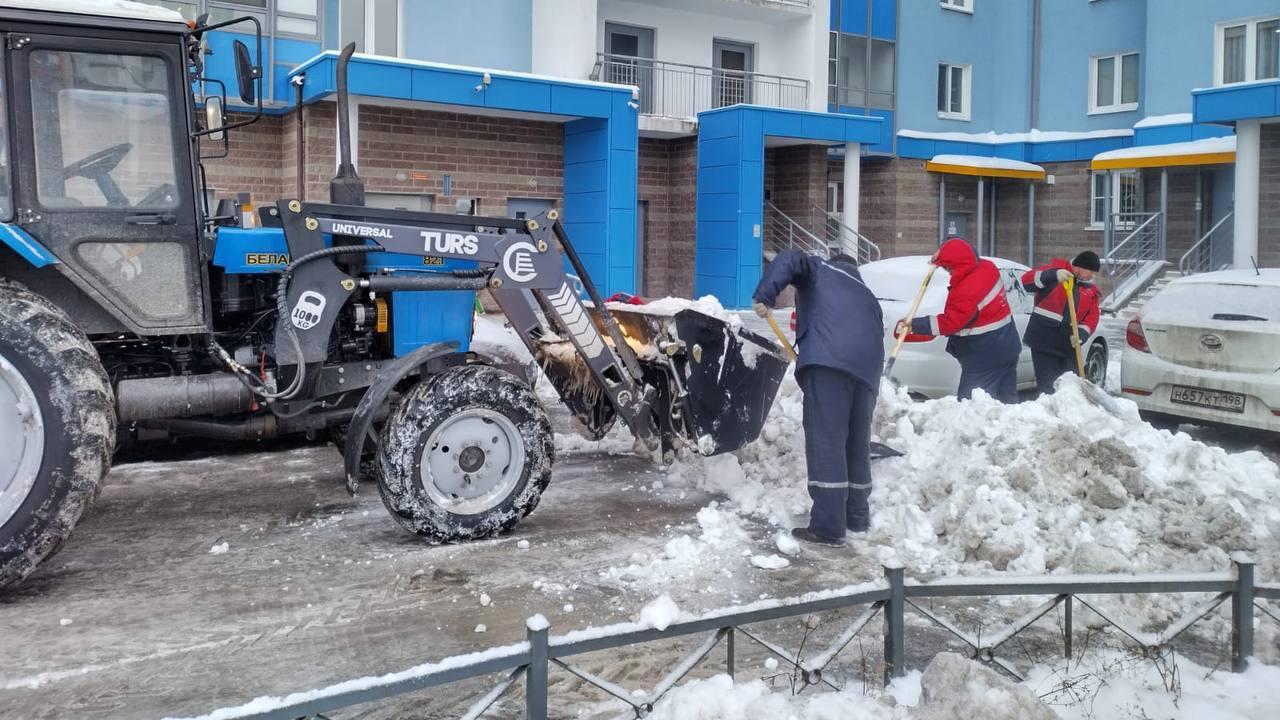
[182,555,1279,720]
[593,54,808,119]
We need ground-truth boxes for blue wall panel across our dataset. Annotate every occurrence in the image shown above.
[838,0,869,36]
[1194,82,1280,124]
[694,106,881,307]
[871,0,897,39]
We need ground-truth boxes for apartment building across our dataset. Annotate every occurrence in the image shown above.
[157,0,1280,307]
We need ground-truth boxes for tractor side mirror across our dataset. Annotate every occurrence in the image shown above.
[204,96,226,141]
[233,40,257,105]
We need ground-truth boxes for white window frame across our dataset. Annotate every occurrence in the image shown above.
[1088,169,1139,229]
[937,62,971,121]
[1088,51,1139,115]
[941,0,973,14]
[1214,15,1280,86]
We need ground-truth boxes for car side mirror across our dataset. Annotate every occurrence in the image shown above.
[233,40,257,105]
[204,95,226,141]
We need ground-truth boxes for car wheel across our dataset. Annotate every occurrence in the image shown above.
[1084,343,1108,386]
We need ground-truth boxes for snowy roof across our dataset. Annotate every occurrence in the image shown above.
[1171,268,1280,289]
[1133,113,1193,129]
[899,127,1132,144]
[926,154,1046,180]
[0,0,186,23]
[1091,136,1235,170]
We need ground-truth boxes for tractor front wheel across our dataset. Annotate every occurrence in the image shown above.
[375,364,553,542]
[0,282,114,590]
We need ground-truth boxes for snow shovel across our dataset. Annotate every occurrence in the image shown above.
[1064,276,1087,378]
[884,264,938,379]
[1062,276,1126,417]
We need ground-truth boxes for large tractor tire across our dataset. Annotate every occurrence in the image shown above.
[376,364,553,543]
[0,281,114,590]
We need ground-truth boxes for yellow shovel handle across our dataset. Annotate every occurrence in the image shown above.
[1064,276,1086,378]
[765,312,798,361]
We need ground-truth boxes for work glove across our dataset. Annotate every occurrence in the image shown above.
[1056,268,1074,284]
[753,301,771,319]
[894,319,910,338]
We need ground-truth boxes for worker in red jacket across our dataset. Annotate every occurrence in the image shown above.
[895,238,1021,403]
[1020,251,1103,394]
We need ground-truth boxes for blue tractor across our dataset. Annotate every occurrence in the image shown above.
[0,3,787,590]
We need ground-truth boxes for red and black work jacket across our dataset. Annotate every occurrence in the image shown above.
[910,238,1016,363]
[1019,259,1102,357]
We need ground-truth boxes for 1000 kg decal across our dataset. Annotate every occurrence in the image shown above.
[245,253,289,266]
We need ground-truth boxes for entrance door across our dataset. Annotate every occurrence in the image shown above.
[713,40,754,107]
[605,23,654,114]
[11,35,206,333]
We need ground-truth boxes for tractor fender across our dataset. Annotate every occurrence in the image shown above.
[0,224,58,267]
[344,341,461,494]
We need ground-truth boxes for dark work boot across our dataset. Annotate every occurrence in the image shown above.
[791,527,845,547]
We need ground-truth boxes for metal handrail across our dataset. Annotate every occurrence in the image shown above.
[1179,211,1234,275]
[1103,211,1163,299]
[184,557,1273,720]
[764,201,828,258]
[592,53,808,118]
[817,207,881,264]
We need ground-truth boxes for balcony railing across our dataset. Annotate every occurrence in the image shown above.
[592,53,808,119]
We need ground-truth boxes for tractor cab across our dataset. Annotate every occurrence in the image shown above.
[0,1,262,336]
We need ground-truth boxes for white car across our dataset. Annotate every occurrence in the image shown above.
[856,255,1109,399]
[1120,269,1280,433]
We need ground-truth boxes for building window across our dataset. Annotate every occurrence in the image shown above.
[941,0,972,13]
[1089,52,1138,114]
[1217,16,1280,86]
[1089,170,1139,228]
[827,32,896,111]
[339,0,398,56]
[936,63,970,120]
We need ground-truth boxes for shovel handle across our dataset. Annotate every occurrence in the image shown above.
[1064,276,1086,378]
[886,265,937,375]
[765,312,798,361]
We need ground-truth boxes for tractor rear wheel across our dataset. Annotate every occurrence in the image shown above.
[0,281,114,590]
[375,364,553,542]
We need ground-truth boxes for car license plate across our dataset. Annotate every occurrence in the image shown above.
[1169,386,1246,413]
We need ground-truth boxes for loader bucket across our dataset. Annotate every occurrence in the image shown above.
[671,310,788,455]
[606,306,789,456]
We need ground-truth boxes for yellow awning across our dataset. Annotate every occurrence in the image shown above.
[1091,136,1235,170]
[925,154,1046,181]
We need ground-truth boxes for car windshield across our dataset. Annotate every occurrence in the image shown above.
[1144,282,1280,325]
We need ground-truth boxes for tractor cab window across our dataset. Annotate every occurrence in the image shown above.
[29,50,179,211]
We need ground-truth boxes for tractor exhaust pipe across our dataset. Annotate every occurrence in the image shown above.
[330,42,365,206]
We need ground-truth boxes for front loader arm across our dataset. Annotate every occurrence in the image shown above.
[268,200,660,446]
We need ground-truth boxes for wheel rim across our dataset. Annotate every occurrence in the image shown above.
[1085,348,1107,384]
[419,408,525,516]
[0,352,44,529]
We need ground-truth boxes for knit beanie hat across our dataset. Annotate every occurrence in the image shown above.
[1072,250,1102,272]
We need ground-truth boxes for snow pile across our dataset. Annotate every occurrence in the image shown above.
[647,674,909,720]
[599,503,759,589]
[637,595,682,631]
[609,295,741,326]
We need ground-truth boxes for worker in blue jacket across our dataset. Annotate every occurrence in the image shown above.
[753,250,885,546]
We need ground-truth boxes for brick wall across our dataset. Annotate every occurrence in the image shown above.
[202,113,288,205]
[765,145,828,235]
[1259,124,1280,268]
[637,137,697,298]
